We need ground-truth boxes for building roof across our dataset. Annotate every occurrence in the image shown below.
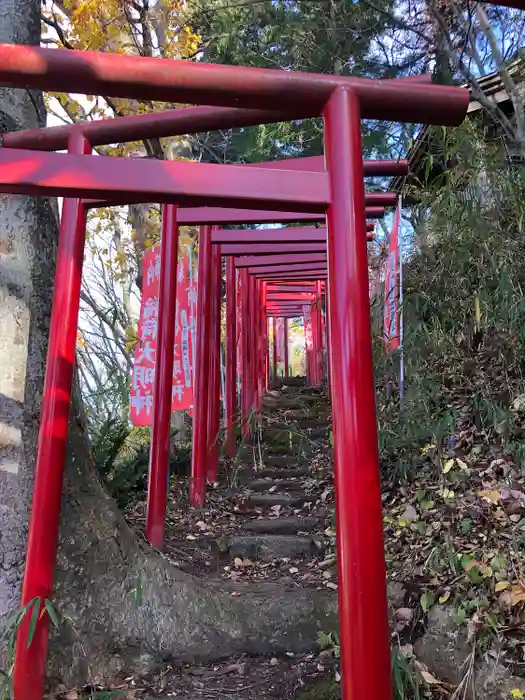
[392,59,525,195]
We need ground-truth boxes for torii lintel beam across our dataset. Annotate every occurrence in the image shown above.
[255,271,328,279]
[267,286,317,293]
[0,44,468,125]
[235,253,326,268]
[222,242,326,255]
[0,148,328,212]
[2,105,410,188]
[174,206,385,225]
[213,225,375,246]
[267,302,312,306]
[268,281,317,286]
[267,293,315,300]
[82,200,386,222]
[249,263,327,275]
[80,188,395,209]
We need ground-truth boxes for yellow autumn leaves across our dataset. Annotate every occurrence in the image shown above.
[52,0,200,59]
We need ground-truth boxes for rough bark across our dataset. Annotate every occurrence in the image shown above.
[52,419,337,685]
[0,2,337,689]
[0,0,55,665]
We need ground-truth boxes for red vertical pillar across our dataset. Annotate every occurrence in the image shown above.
[225,256,237,458]
[303,315,311,384]
[283,317,290,377]
[254,279,261,412]
[206,244,221,483]
[249,275,258,415]
[325,285,333,401]
[320,282,327,383]
[146,204,179,549]
[310,305,318,385]
[240,270,251,438]
[272,317,277,382]
[265,317,270,392]
[324,87,392,700]
[257,281,266,409]
[190,225,213,507]
[314,280,324,384]
[14,133,90,700]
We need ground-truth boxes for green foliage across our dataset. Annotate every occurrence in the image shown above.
[376,119,525,476]
[391,647,421,700]
[190,0,403,164]
[317,630,340,658]
[90,418,190,508]
[297,680,340,700]
[1,598,60,699]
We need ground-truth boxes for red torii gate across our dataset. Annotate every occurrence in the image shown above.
[212,212,384,450]
[0,42,469,700]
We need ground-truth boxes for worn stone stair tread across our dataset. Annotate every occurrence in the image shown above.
[264,394,319,404]
[236,444,312,459]
[262,396,320,411]
[296,419,331,429]
[243,493,313,507]
[265,418,331,430]
[237,455,304,472]
[238,466,311,483]
[243,516,320,534]
[228,534,323,561]
[270,376,307,388]
[266,443,315,456]
[248,478,305,492]
[263,425,328,438]
[265,454,303,465]
[274,410,316,421]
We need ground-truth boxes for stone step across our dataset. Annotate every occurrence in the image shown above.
[228,534,323,562]
[243,516,320,534]
[271,376,307,389]
[262,427,328,441]
[264,422,329,434]
[237,454,303,469]
[237,444,312,460]
[274,410,315,422]
[269,393,320,404]
[261,429,325,445]
[242,493,313,508]
[248,478,306,492]
[237,446,315,466]
[263,455,303,468]
[295,418,331,430]
[262,395,320,411]
[238,466,310,483]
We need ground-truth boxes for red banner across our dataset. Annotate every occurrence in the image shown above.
[130,244,195,426]
[383,203,401,352]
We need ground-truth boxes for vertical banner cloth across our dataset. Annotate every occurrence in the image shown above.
[383,202,401,352]
[130,244,196,426]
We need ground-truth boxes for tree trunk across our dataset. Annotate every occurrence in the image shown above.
[0,3,337,689]
[0,0,55,665]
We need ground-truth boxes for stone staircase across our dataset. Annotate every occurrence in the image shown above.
[161,378,335,585]
[212,380,333,571]
[121,380,339,699]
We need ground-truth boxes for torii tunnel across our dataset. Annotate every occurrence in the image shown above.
[0,41,470,700]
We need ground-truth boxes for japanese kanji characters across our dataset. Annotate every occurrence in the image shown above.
[130,245,196,425]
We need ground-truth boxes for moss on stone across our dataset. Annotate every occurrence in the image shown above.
[297,680,340,700]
